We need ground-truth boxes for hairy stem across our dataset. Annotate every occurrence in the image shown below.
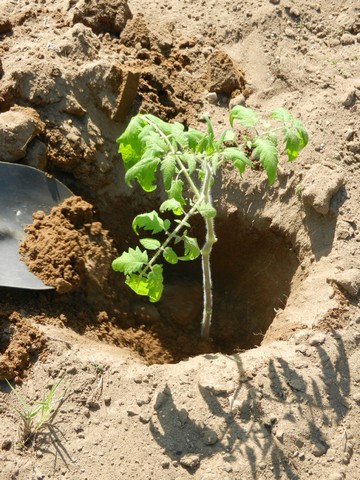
[200,161,217,340]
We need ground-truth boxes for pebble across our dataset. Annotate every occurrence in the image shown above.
[309,332,326,346]
[203,430,218,445]
[341,90,356,108]
[1,439,12,451]
[269,0,280,4]
[206,92,218,105]
[285,28,296,38]
[229,93,246,109]
[340,33,356,45]
[179,453,200,469]
[312,442,328,457]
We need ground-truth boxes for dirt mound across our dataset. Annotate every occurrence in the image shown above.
[20,196,116,295]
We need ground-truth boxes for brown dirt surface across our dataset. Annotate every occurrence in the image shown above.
[1,0,360,479]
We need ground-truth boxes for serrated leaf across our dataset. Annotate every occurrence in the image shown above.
[229,106,259,128]
[197,202,217,219]
[222,147,253,173]
[163,247,178,264]
[139,238,161,250]
[125,156,160,192]
[253,137,278,185]
[132,211,169,235]
[186,128,206,151]
[180,153,197,174]
[270,108,293,124]
[112,247,148,274]
[215,129,236,150]
[160,153,177,190]
[283,119,308,161]
[166,179,186,206]
[117,115,147,170]
[160,198,183,215]
[178,236,200,261]
[125,264,164,302]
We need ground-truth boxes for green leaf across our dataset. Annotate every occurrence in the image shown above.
[283,119,308,161]
[270,108,293,124]
[186,128,206,151]
[215,129,236,150]
[166,179,186,206]
[126,265,164,302]
[160,153,177,190]
[160,198,183,215]
[180,153,197,174]
[229,106,260,128]
[253,137,278,185]
[139,238,161,250]
[197,202,217,219]
[112,247,148,274]
[179,236,200,261]
[163,247,178,264]
[222,147,253,173]
[132,211,170,235]
[117,115,147,170]
[125,156,160,192]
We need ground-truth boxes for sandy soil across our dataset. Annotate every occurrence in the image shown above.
[0,0,360,478]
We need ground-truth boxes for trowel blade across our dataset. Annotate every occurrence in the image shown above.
[0,161,73,290]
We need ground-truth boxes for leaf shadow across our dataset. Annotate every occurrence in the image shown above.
[150,331,351,478]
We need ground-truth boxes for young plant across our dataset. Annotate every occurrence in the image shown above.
[6,377,67,446]
[112,106,308,340]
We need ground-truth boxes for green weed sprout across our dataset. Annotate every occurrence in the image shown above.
[112,106,308,340]
[6,377,67,446]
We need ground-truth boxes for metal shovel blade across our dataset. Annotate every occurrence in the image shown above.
[0,162,73,290]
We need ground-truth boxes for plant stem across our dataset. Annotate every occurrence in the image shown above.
[200,161,217,340]
[139,193,205,277]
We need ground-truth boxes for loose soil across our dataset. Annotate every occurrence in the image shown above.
[1,0,360,479]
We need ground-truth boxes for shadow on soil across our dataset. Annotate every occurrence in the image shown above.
[150,331,350,479]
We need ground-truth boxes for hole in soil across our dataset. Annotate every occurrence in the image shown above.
[155,211,299,356]
[211,214,299,352]
[12,191,300,369]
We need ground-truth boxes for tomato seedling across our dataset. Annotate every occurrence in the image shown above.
[112,106,308,339]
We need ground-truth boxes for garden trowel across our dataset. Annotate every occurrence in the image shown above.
[0,161,73,290]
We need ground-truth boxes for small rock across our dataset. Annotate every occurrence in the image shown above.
[309,332,326,346]
[269,0,280,4]
[341,90,357,108]
[104,396,111,406]
[161,460,170,469]
[1,439,12,451]
[0,107,44,162]
[0,17,12,34]
[301,164,345,215]
[285,28,296,38]
[229,93,246,109]
[327,269,360,296]
[139,414,151,424]
[328,474,344,480]
[353,392,360,404]
[299,452,305,460]
[275,430,284,442]
[340,33,356,45]
[179,454,200,469]
[345,128,355,141]
[312,442,328,457]
[207,50,246,96]
[202,429,218,445]
[206,92,218,105]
